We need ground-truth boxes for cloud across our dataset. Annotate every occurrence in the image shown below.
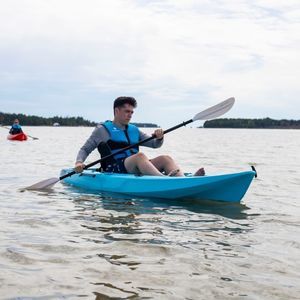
[0,0,299,125]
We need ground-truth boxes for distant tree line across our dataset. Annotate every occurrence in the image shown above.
[204,118,300,129]
[131,122,158,128]
[0,112,97,126]
[0,112,159,127]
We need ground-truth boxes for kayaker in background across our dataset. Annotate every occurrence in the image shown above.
[9,119,23,135]
[74,96,205,177]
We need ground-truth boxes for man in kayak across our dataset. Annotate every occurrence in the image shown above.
[74,96,205,176]
[9,119,23,135]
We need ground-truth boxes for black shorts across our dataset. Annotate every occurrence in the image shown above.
[104,158,128,174]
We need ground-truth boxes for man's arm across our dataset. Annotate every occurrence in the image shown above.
[138,129,164,148]
[75,125,109,172]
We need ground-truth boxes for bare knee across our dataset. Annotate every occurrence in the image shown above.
[157,155,173,162]
[128,152,149,165]
[134,152,148,161]
[125,152,148,172]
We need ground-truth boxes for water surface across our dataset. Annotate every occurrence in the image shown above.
[0,127,299,299]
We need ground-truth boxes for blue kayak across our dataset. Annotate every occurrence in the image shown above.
[60,168,256,203]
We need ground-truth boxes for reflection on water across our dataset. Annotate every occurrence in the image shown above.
[62,187,254,260]
[67,185,252,220]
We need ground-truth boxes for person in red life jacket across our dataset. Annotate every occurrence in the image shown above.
[74,96,205,176]
[9,119,23,135]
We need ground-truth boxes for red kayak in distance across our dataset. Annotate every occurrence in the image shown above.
[7,132,28,141]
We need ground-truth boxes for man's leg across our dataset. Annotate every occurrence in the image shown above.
[151,155,205,176]
[124,153,204,177]
[150,155,184,176]
[124,152,163,176]
[194,168,205,176]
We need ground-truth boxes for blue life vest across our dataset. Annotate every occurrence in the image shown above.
[98,121,140,165]
[9,124,22,135]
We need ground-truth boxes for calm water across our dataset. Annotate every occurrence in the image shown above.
[0,127,299,299]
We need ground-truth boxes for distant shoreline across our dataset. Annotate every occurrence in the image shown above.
[0,112,158,128]
[2,112,299,129]
[204,118,300,129]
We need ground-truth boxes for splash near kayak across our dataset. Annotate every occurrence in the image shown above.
[60,168,256,203]
[7,133,28,141]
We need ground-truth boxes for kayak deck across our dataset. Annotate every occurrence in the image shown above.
[60,168,256,203]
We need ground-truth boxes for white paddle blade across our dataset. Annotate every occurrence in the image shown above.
[193,97,235,121]
[25,177,59,190]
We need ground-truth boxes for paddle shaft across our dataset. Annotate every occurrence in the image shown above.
[59,119,194,181]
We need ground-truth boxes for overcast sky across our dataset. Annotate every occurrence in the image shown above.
[0,0,299,126]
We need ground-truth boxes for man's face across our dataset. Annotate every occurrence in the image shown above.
[115,104,134,124]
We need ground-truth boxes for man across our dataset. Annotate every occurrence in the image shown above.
[75,96,205,176]
[9,119,23,135]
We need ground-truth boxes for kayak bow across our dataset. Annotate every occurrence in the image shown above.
[60,168,256,203]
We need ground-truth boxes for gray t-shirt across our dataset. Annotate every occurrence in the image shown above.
[76,124,164,163]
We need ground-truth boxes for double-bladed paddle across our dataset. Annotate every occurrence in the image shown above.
[26,97,235,190]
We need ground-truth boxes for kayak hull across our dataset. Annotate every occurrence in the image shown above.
[7,133,28,141]
[60,168,255,203]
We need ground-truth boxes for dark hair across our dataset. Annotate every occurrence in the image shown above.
[113,96,137,110]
